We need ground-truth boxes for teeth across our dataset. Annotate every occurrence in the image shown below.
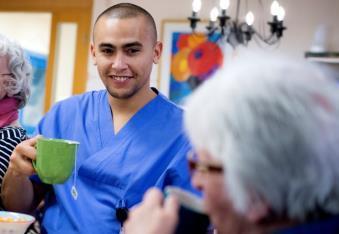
[112,76,130,81]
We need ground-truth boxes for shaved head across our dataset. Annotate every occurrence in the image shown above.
[93,3,157,44]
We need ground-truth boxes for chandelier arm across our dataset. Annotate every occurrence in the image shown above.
[253,34,277,48]
[188,15,200,32]
[239,22,253,43]
[251,28,279,45]
[235,0,241,23]
[187,0,286,47]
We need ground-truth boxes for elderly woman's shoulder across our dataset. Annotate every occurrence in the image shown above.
[0,126,26,141]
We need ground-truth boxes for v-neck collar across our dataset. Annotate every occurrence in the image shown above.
[98,89,162,148]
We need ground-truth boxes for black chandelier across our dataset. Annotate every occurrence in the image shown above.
[188,0,287,47]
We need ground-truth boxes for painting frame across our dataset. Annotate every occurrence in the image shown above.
[157,19,224,104]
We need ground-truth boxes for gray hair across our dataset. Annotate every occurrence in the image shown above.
[0,34,32,108]
[184,51,339,221]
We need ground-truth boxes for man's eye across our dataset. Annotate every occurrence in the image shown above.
[126,48,140,55]
[101,48,113,55]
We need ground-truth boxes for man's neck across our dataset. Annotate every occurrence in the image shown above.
[108,87,157,134]
[109,88,156,114]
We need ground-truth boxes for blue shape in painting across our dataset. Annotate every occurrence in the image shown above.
[19,50,47,136]
[169,75,192,104]
[171,32,181,54]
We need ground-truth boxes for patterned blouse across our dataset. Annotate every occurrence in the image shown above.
[0,126,27,190]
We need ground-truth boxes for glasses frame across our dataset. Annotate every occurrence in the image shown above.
[0,73,14,78]
[187,150,224,174]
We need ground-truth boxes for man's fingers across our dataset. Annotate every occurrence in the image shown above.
[25,135,42,147]
[14,139,38,161]
[8,138,39,176]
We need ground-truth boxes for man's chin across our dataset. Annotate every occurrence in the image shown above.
[108,89,135,100]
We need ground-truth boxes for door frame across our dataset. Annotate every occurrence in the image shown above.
[0,0,93,112]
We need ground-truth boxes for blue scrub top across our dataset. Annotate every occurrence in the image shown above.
[33,89,195,234]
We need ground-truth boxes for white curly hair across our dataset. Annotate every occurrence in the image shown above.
[0,34,32,108]
[184,51,339,221]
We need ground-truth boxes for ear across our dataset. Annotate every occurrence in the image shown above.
[90,43,97,66]
[153,41,163,64]
[244,193,270,223]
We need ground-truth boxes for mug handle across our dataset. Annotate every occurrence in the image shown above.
[32,143,39,172]
[32,159,37,171]
[31,135,44,173]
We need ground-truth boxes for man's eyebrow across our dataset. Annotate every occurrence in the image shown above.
[123,42,142,48]
[98,43,114,49]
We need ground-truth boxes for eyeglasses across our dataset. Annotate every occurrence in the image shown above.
[0,73,14,78]
[187,150,224,174]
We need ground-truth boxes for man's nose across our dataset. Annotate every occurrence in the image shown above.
[112,53,128,70]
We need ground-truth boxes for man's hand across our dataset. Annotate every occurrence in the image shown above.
[8,136,41,177]
[124,188,179,234]
[1,135,43,212]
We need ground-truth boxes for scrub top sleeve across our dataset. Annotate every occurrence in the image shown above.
[165,141,200,195]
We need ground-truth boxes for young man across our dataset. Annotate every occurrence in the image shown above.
[1,3,194,233]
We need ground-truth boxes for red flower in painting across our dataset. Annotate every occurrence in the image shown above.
[188,41,223,81]
[171,33,223,84]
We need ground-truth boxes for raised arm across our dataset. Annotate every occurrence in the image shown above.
[1,136,47,213]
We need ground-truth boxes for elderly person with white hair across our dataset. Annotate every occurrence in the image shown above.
[124,52,339,234]
[0,34,31,200]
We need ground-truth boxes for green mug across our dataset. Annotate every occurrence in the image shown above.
[33,138,79,184]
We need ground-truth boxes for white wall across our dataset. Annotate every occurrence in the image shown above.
[52,23,78,103]
[0,12,51,55]
[86,0,108,91]
[86,0,339,93]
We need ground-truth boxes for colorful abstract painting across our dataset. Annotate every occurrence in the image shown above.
[169,32,223,104]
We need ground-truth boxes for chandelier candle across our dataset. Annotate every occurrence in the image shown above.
[188,0,287,47]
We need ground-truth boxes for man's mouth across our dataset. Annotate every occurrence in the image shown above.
[110,75,133,81]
